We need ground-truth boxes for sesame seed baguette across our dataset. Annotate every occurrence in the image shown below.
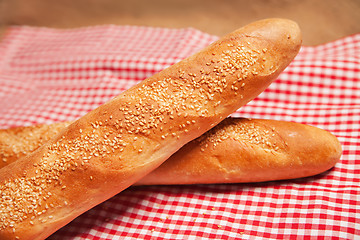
[0,117,342,185]
[0,18,301,240]
[136,117,342,185]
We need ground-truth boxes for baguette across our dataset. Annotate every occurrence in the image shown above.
[0,118,342,185]
[0,18,301,240]
[138,118,342,185]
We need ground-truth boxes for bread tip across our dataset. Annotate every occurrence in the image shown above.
[328,130,343,166]
[248,18,302,48]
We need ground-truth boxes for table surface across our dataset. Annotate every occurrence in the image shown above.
[1,0,360,45]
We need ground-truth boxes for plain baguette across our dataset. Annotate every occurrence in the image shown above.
[0,18,301,240]
[0,118,342,185]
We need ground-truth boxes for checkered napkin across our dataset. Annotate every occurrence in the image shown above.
[0,25,359,239]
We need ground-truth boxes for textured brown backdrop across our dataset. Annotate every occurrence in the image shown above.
[1,0,360,45]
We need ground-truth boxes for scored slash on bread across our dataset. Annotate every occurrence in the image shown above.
[0,18,302,240]
[0,118,341,185]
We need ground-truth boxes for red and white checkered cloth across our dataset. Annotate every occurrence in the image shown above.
[0,25,359,239]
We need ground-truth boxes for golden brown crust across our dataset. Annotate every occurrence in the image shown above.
[0,122,71,169]
[0,18,301,240]
[137,118,342,185]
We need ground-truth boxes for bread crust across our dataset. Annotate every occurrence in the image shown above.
[0,122,71,169]
[137,118,342,185]
[0,18,301,240]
